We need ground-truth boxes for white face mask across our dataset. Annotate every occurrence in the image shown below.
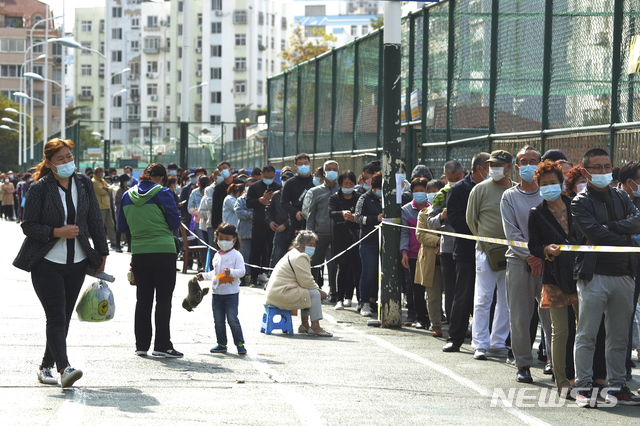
[576,182,587,193]
[218,239,235,252]
[3,179,8,183]
[489,167,505,181]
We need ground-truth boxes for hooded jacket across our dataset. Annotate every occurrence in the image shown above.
[118,181,181,254]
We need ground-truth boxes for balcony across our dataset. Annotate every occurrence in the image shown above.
[143,47,159,54]
[78,94,93,101]
[144,25,160,31]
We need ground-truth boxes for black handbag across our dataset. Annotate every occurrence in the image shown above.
[532,207,577,294]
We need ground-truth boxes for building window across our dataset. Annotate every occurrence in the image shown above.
[178,1,183,12]
[351,25,357,36]
[166,83,170,95]
[282,17,287,30]
[271,14,275,27]
[147,83,158,95]
[113,95,122,107]
[100,86,104,97]
[211,67,221,79]
[210,115,221,123]
[112,74,122,85]
[147,106,158,119]
[145,37,159,50]
[271,60,274,72]
[258,12,264,25]
[197,59,202,72]
[81,65,91,76]
[147,16,158,28]
[81,20,92,32]
[270,37,274,49]
[362,25,369,34]
[211,45,222,57]
[131,18,139,29]
[81,86,92,97]
[112,7,122,18]
[53,69,62,81]
[211,22,221,33]
[131,85,139,98]
[305,5,326,16]
[132,61,140,75]
[197,13,202,25]
[99,64,104,77]
[305,26,325,37]
[178,47,182,58]
[0,39,26,52]
[112,50,122,62]
[257,58,262,71]
[235,57,246,71]
[235,34,246,46]
[112,28,122,39]
[128,105,140,120]
[178,24,183,36]
[100,108,104,119]
[113,118,122,129]
[147,61,158,72]
[0,65,19,77]
[100,20,104,32]
[33,40,43,53]
[131,40,139,50]
[81,42,92,54]
[100,42,105,54]
[258,35,263,47]
[281,39,285,51]
[212,0,222,10]
[178,70,181,81]
[234,81,245,93]
[233,10,247,24]
[211,92,221,103]
[32,65,44,76]
[165,105,170,118]
[257,80,263,95]
[52,43,62,55]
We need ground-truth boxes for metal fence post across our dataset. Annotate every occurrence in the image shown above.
[331,49,337,158]
[407,14,416,172]
[610,0,624,157]
[313,59,320,160]
[421,8,429,162]
[283,72,288,159]
[296,67,302,155]
[445,0,456,161]
[179,121,188,170]
[353,39,360,153]
[541,0,554,153]
[488,0,499,140]
[628,15,636,122]
[377,29,384,150]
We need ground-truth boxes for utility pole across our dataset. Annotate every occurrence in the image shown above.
[179,0,191,170]
[379,1,403,328]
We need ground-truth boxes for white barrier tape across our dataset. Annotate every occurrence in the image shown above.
[381,221,640,253]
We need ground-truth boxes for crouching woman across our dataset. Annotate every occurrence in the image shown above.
[265,230,333,337]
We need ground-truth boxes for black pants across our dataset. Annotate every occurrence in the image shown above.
[2,205,13,219]
[336,256,361,302]
[405,258,428,324]
[447,260,476,347]
[31,259,88,372]
[249,230,273,280]
[311,235,337,292]
[132,253,177,352]
[440,252,456,322]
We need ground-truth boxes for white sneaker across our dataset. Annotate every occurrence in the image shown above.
[361,303,373,317]
[60,366,83,388]
[334,301,344,310]
[37,367,58,385]
[473,349,488,361]
[258,273,269,283]
[343,299,352,307]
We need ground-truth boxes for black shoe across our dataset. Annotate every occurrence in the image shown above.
[152,348,184,358]
[115,247,123,253]
[328,295,338,304]
[404,316,416,327]
[443,342,460,352]
[576,389,597,408]
[543,362,553,375]
[627,369,633,381]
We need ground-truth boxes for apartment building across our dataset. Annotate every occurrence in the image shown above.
[1,0,62,139]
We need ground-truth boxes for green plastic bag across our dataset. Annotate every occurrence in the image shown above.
[76,280,116,322]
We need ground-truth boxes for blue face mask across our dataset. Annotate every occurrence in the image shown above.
[589,172,612,188]
[342,187,354,195]
[427,192,437,204]
[325,171,338,182]
[363,183,371,191]
[375,189,382,198]
[540,184,562,202]
[221,168,231,179]
[169,170,177,176]
[53,161,75,179]
[281,180,287,188]
[304,246,315,257]
[632,181,640,199]
[413,192,428,204]
[399,173,406,182]
[263,178,274,186]
[297,165,310,176]
[191,177,197,184]
[313,177,321,186]
[216,175,224,184]
[518,165,536,182]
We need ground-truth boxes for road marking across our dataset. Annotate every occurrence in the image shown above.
[248,354,325,426]
[323,313,551,426]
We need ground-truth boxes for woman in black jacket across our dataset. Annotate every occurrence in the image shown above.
[14,138,109,388]
[355,171,383,317]
[328,170,362,310]
[528,160,605,397]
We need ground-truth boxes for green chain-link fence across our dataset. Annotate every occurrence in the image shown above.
[268,0,640,175]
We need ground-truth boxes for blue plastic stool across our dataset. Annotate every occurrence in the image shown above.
[260,305,294,335]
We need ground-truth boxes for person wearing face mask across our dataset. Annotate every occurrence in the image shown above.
[281,153,315,240]
[443,152,490,354]
[118,163,183,359]
[123,166,138,186]
[1,173,16,220]
[265,230,332,337]
[302,160,341,299]
[571,148,640,407]
[234,178,256,278]
[189,176,211,270]
[92,166,117,250]
[356,161,381,196]
[499,146,552,383]
[355,172,383,317]
[14,138,109,388]
[401,177,435,330]
[465,150,515,361]
[618,161,640,381]
[167,163,179,179]
[401,165,434,205]
[198,170,222,252]
[246,165,282,287]
[211,161,241,232]
[266,171,294,271]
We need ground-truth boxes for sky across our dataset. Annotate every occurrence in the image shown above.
[41,0,105,32]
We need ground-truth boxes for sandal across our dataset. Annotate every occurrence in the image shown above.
[307,329,333,337]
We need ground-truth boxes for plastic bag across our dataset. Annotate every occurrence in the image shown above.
[76,280,116,322]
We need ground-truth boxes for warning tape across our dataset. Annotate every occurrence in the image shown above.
[381,221,640,253]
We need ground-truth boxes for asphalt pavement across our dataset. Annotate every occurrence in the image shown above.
[1,219,639,425]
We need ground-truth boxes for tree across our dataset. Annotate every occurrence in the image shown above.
[280,26,337,71]
[371,16,384,30]
[65,105,87,127]
[0,95,42,172]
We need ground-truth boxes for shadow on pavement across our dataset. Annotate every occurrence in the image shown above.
[51,387,159,413]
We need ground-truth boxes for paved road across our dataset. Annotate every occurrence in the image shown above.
[1,220,639,425]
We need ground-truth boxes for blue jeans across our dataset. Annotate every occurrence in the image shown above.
[359,243,379,304]
[270,231,290,268]
[212,293,245,347]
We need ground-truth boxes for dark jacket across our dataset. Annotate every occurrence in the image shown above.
[528,195,575,286]
[355,189,382,245]
[280,173,314,232]
[328,191,361,262]
[179,182,194,219]
[265,190,289,229]
[571,185,640,279]
[246,179,282,234]
[210,178,242,231]
[13,172,109,272]
[446,173,476,263]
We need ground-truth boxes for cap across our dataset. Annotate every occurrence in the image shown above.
[488,150,513,164]
[324,160,338,169]
[541,149,568,162]
[281,171,295,180]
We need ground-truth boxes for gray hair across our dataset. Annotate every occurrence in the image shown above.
[290,230,318,251]
[444,160,463,175]
[472,152,490,173]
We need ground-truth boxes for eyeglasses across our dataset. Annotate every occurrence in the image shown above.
[586,164,613,173]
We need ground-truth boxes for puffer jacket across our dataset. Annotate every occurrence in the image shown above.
[234,194,253,239]
[355,189,382,245]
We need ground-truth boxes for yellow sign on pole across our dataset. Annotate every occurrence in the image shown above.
[628,34,640,75]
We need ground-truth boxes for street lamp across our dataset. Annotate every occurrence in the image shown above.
[189,82,208,91]
[1,118,24,128]
[0,125,20,133]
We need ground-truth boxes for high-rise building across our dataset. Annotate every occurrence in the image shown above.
[1,0,62,141]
